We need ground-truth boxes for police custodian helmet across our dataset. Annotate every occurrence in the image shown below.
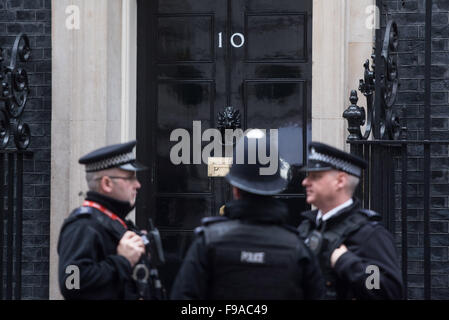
[79,140,147,172]
[225,129,290,196]
[301,142,367,178]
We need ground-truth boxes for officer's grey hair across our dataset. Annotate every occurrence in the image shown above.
[86,168,122,191]
[86,171,101,191]
[346,174,360,196]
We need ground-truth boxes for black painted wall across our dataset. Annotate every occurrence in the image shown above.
[0,0,51,299]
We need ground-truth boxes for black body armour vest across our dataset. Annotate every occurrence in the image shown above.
[200,218,306,300]
[298,208,380,300]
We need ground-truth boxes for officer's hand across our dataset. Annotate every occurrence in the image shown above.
[117,231,145,267]
[330,244,348,268]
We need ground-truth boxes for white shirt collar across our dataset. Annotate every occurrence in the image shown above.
[316,198,354,225]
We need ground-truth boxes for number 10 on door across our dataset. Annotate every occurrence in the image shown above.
[218,32,245,48]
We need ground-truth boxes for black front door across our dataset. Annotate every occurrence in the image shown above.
[137,0,312,294]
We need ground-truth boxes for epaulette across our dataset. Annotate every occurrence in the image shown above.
[359,208,382,221]
[202,216,229,225]
[194,216,229,235]
[72,206,94,217]
[60,206,95,234]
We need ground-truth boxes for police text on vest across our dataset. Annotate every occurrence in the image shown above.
[240,251,265,264]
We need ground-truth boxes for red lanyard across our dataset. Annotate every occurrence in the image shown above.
[83,200,128,229]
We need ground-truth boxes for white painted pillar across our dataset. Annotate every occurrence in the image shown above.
[312,0,374,151]
[50,0,137,300]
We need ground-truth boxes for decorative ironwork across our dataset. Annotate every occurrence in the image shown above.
[217,106,241,146]
[343,90,365,140]
[217,105,241,137]
[344,21,402,141]
[217,106,241,131]
[0,33,31,150]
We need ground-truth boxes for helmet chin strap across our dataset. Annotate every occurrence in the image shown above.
[232,187,242,200]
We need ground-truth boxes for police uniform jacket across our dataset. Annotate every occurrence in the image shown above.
[58,191,141,300]
[298,198,403,300]
[170,197,324,300]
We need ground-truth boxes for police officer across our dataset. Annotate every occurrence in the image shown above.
[170,130,324,300]
[57,140,152,300]
[298,142,403,300]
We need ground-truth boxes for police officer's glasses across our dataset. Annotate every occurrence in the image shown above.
[95,175,138,182]
[109,176,138,181]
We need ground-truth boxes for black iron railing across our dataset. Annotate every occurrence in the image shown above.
[0,33,32,300]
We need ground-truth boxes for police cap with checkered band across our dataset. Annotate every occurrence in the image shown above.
[301,142,367,178]
[79,140,147,172]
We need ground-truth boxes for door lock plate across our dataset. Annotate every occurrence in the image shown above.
[208,157,232,177]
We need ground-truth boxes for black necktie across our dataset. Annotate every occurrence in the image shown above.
[316,217,322,229]
[316,217,326,231]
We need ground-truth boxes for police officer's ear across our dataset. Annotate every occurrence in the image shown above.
[99,175,114,193]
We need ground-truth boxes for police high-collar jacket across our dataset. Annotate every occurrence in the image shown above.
[57,192,141,300]
[170,197,324,300]
[298,198,404,300]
